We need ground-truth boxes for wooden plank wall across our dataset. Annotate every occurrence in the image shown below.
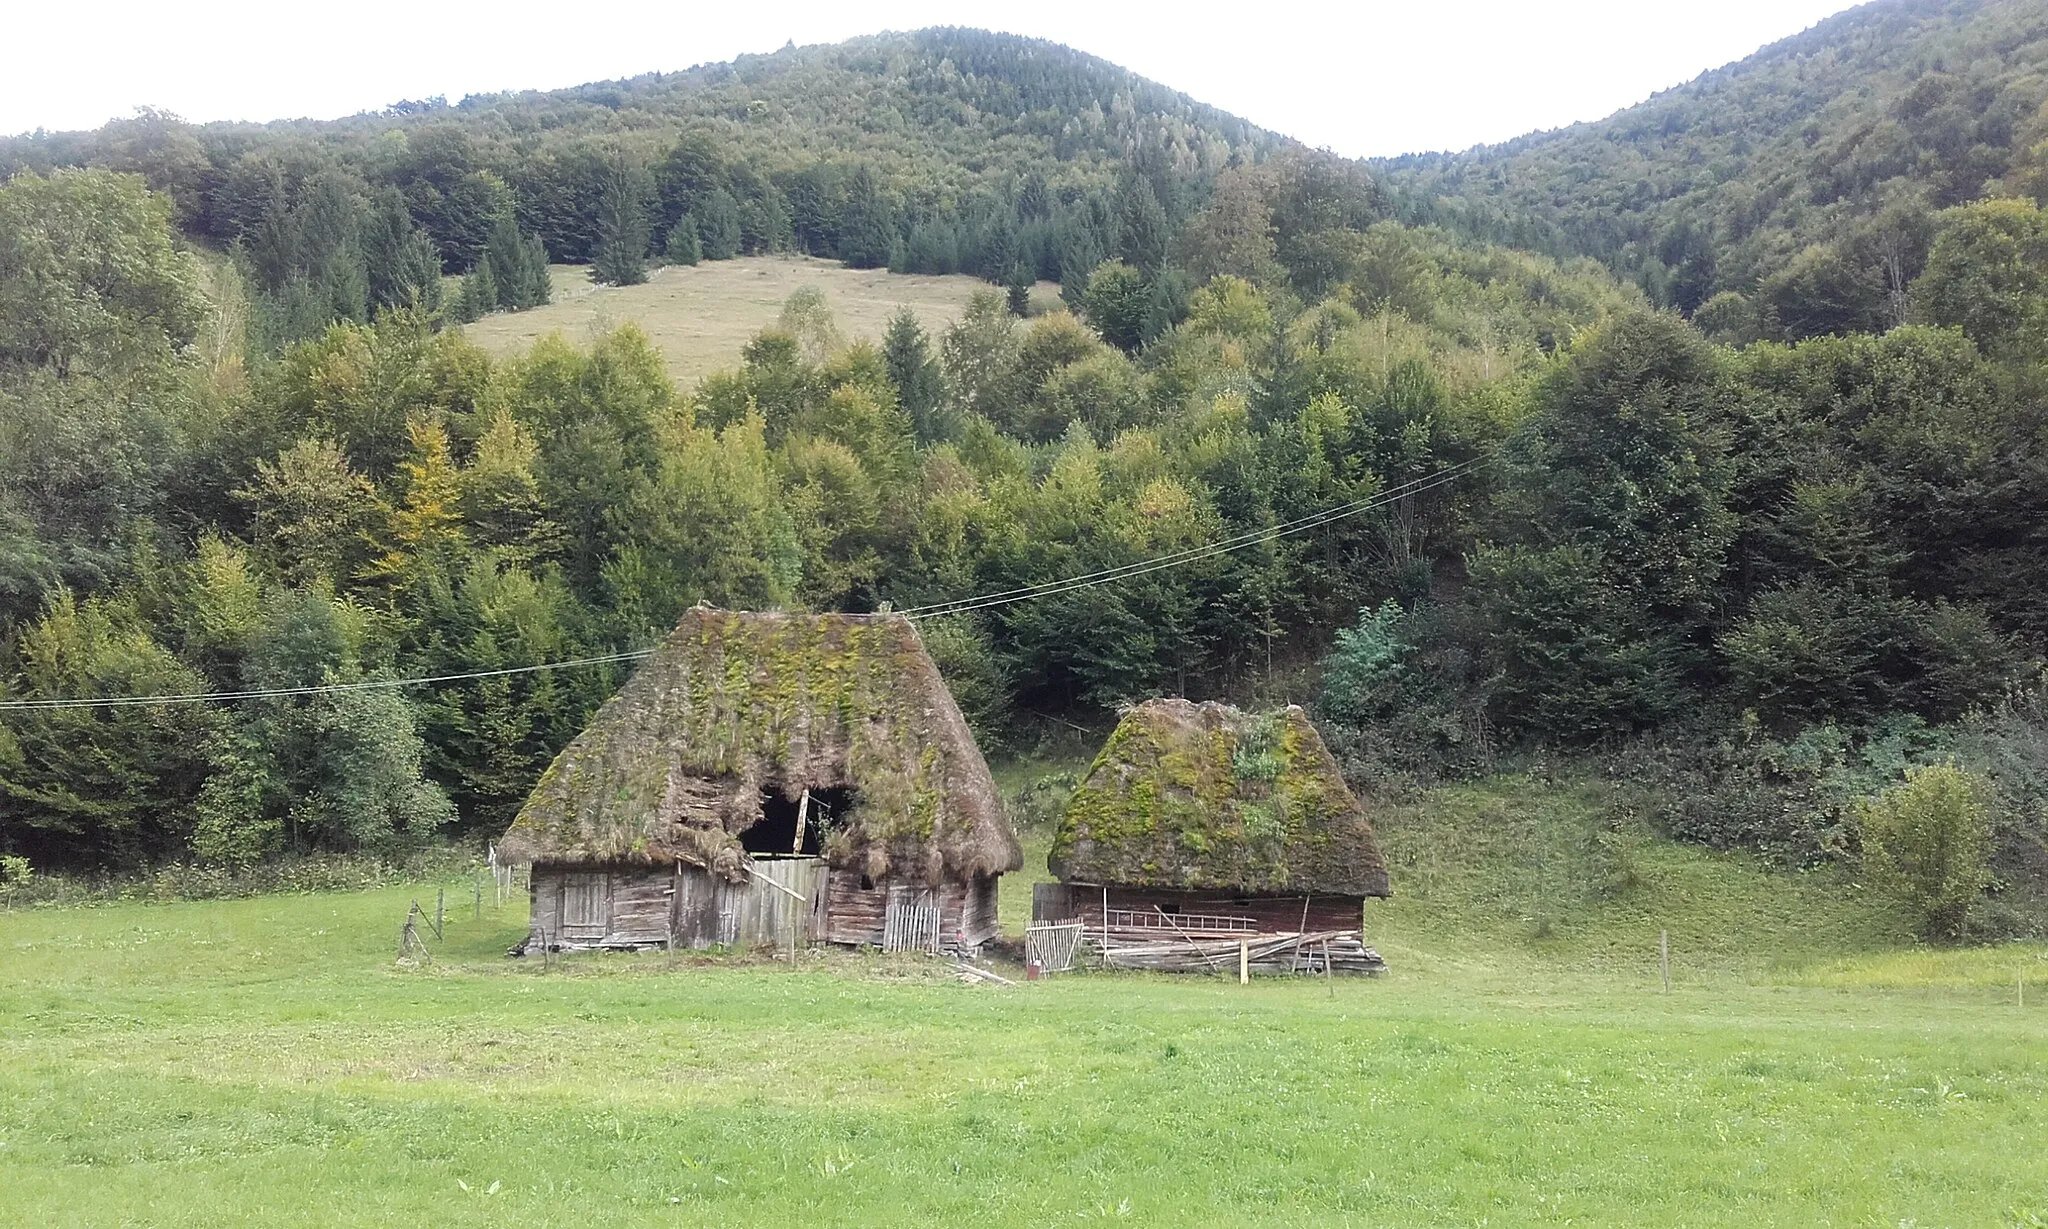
[824,872,1002,951]
[823,871,888,946]
[531,860,826,951]
[673,859,825,949]
[1033,883,1364,939]
[958,876,1000,948]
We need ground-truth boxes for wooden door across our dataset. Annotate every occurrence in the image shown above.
[559,872,609,943]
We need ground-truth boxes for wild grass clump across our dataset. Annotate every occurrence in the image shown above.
[1,845,484,909]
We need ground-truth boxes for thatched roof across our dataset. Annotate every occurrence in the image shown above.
[1050,699,1389,897]
[499,608,1020,885]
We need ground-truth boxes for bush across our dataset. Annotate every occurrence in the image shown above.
[919,616,1013,753]
[1949,669,2048,909]
[1607,716,1940,868]
[1855,762,1992,941]
[2,846,483,908]
[1316,600,1490,781]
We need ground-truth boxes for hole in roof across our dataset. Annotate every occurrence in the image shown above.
[738,786,848,857]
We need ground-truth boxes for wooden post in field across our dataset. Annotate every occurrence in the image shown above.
[1660,929,1671,994]
[1239,937,1250,986]
[1101,887,1111,969]
[474,873,482,921]
[435,888,445,940]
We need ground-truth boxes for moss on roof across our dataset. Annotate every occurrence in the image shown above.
[498,608,1020,885]
[1050,699,1389,897]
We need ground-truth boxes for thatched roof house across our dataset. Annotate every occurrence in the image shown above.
[1052,699,1388,897]
[1036,700,1388,972]
[501,607,1021,953]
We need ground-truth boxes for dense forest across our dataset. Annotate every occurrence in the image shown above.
[5,14,2048,939]
[1380,0,2048,336]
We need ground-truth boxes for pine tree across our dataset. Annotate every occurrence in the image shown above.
[698,189,743,260]
[664,215,702,265]
[1007,263,1033,316]
[590,154,652,287]
[883,308,946,443]
[482,215,551,310]
[363,188,444,316]
[1118,175,1171,274]
[837,167,896,269]
[453,258,497,322]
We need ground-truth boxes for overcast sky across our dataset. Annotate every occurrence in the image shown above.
[8,0,1861,157]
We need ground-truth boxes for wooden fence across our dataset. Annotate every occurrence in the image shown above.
[882,887,941,953]
[1025,921,1085,973]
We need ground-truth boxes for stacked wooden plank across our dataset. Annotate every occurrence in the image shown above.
[1098,930,1386,976]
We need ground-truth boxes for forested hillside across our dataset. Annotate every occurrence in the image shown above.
[4,22,2048,942]
[1380,0,2048,337]
[0,29,1328,349]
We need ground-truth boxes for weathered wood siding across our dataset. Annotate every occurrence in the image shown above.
[1032,883,1364,940]
[529,859,825,952]
[671,858,826,948]
[823,872,1002,951]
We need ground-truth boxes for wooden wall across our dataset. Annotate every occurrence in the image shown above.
[528,859,824,952]
[527,861,999,953]
[823,872,1001,951]
[1033,882,1364,941]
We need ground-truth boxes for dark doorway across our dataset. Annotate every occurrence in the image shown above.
[738,787,848,856]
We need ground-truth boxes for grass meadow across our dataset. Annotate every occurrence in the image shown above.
[4,776,2045,1226]
[460,256,1061,388]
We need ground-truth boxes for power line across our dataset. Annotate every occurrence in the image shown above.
[0,649,657,713]
[901,457,1488,621]
[0,456,1485,712]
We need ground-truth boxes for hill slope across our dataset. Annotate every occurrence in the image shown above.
[1378,0,2048,323]
[0,28,1290,278]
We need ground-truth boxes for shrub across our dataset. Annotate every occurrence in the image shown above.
[1855,762,1992,941]
[1317,600,1490,780]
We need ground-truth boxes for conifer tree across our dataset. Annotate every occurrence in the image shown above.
[482,215,551,310]
[883,308,946,442]
[837,167,897,269]
[1007,263,1034,316]
[697,189,743,260]
[664,215,702,265]
[452,259,496,322]
[1118,175,1171,274]
[362,188,444,316]
[590,153,652,287]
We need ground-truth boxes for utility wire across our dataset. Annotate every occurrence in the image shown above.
[0,649,657,712]
[0,455,1486,712]
[893,468,1472,619]
[901,457,1488,621]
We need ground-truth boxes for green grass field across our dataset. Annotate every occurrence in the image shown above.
[5,776,2045,1226]
[460,256,1061,389]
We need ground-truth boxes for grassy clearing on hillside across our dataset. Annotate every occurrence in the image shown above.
[461,257,1058,388]
[4,778,2045,1227]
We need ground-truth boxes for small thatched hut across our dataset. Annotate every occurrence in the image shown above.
[500,608,1021,954]
[1035,699,1389,972]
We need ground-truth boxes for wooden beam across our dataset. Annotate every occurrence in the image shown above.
[743,860,809,904]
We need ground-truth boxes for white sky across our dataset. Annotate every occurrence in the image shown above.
[7,0,1861,157]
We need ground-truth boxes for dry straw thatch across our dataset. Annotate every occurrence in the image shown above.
[499,608,1020,885]
[1052,699,1389,896]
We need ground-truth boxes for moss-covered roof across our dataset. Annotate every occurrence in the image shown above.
[1050,699,1389,897]
[499,608,1020,885]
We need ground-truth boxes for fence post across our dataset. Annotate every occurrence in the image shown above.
[1660,929,1671,994]
[435,888,445,940]
[474,873,482,921]
[1239,937,1250,986]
